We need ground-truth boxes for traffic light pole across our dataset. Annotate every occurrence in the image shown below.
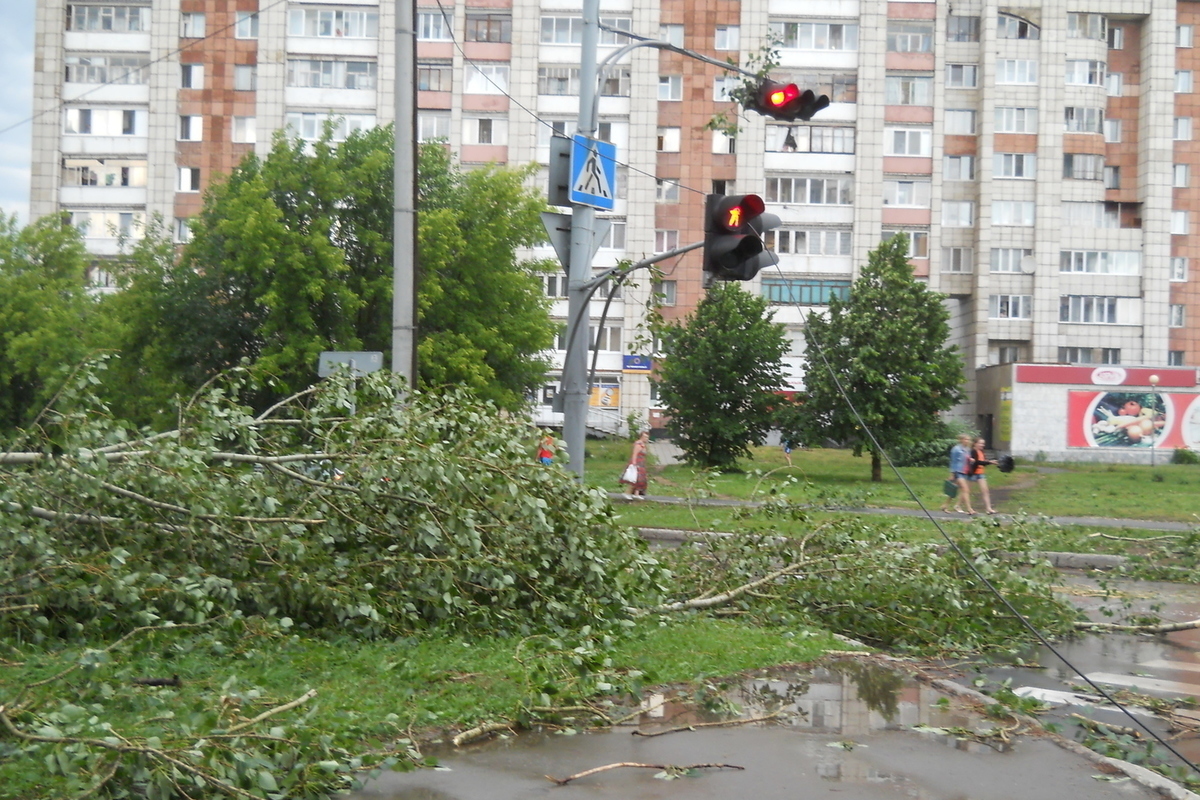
[562,0,602,477]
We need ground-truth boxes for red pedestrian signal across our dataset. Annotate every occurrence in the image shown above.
[703,194,781,285]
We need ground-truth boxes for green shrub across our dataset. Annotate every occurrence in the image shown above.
[1172,447,1200,465]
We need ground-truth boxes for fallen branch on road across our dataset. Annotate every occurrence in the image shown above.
[546,762,744,786]
[1074,618,1200,633]
[631,711,781,737]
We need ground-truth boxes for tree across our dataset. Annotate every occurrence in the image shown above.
[799,235,965,481]
[113,127,554,415]
[0,214,96,430]
[655,283,789,469]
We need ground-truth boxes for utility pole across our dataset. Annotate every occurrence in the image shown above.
[562,0,601,477]
[391,0,418,385]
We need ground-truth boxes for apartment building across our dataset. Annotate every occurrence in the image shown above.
[30,0,1199,448]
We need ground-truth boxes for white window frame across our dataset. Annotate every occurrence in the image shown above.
[1176,118,1194,141]
[1106,72,1123,97]
[989,294,1033,319]
[946,64,978,88]
[882,180,931,207]
[181,63,204,89]
[885,127,932,156]
[942,201,974,227]
[1179,25,1195,48]
[1103,118,1122,143]
[178,114,202,141]
[1178,71,1195,93]
[992,201,1036,226]
[656,127,681,152]
[1172,210,1190,235]
[660,24,683,47]
[1059,295,1120,324]
[1065,60,1106,86]
[235,11,258,39]
[991,248,1032,273]
[178,166,200,192]
[234,65,256,91]
[232,116,256,143]
[181,12,205,37]
[995,107,1037,133]
[655,179,680,203]
[944,155,975,181]
[942,247,974,273]
[945,110,976,134]
[996,59,1038,84]
[1171,257,1189,281]
[464,63,509,95]
[655,229,679,253]
[1175,164,1191,188]
[994,153,1036,179]
[715,26,739,51]
[658,75,682,101]
[1170,305,1186,328]
[885,76,933,105]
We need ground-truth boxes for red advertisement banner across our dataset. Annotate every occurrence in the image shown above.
[1067,391,1200,449]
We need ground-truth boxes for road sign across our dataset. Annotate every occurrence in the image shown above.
[540,212,611,270]
[318,351,384,378]
[569,135,617,210]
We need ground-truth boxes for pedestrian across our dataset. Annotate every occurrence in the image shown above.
[537,433,556,466]
[781,437,795,467]
[945,433,975,514]
[969,437,998,514]
[619,430,650,499]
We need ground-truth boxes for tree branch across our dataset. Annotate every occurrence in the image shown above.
[546,762,744,786]
[223,689,318,734]
[1074,617,1200,633]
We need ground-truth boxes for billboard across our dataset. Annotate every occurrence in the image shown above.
[1068,391,1200,449]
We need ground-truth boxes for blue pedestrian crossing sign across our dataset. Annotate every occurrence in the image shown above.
[569,135,617,210]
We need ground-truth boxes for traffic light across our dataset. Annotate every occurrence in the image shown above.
[702,194,781,285]
[749,80,830,122]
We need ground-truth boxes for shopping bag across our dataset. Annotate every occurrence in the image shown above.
[942,479,959,498]
[621,464,638,483]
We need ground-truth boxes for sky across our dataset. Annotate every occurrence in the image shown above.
[0,1,34,226]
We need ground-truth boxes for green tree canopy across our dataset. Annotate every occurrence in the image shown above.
[799,235,965,481]
[106,126,553,417]
[655,283,789,469]
[0,214,95,429]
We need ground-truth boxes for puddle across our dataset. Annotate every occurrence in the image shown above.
[350,660,1165,800]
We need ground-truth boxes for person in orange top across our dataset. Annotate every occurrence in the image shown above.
[969,437,998,514]
[537,434,556,465]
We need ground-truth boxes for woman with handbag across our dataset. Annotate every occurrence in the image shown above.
[619,430,650,499]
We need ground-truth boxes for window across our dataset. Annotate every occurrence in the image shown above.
[943,247,974,273]
[655,179,679,203]
[66,4,149,32]
[810,127,855,153]
[945,110,976,134]
[1066,60,1106,86]
[540,16,581,43]
[590,325,621,352]
[989,295,1033,319]
[887,21,933,53]
[770,21,859,50]
[234,11,258,38]
[464,117,504,145]
[63,107,142,135]
[598,17,633,45]
[465,12,511,43]
[416,11,450,40]
[654,230,679,253]
[65,55,148,84]
[994,153,1036,178]
[991,248,1032,273]
[761,279,851,305]
[765,176,854,205]
[1104,166,1121,189]
[180,11,204,37]
[1175,118,1193,140]
[1100,348,1122,364]
[1109,26,1125,49]
[660,24,683,47]
[181,63,203,89]
[538,67,579,95]
[232,116,255,143]
[543,273,568,299]
[69,210,142,239]
[1179,25,1194,48]
[1059,251,1140,275]
[292,7,379,38]
[885,76,932,105]
[178,115,202,141]
[1059,347,1096,364]
[599,221,626,249]
[1175,164,1190,187]
[997,13,1039,39]
[652,280,677,306]
[712,179,733,195]
[883,229,929,257]
[997,60,1038,84]
[418,63,452,92]
[234,65,256,91]
[174,218,192,244]
[656,127,680,152]
[1063,202,1119,228]
[712,131,736,154]
[600,67,632,97]
[947,16,979,42]
[1103,119,1122,143]
[287,60,378,90]
[1171,257,1189,281]
[1170,305,1186,327]
[1173,210,1190,235]
[993,201,1036,226]
[1178,71,1195,93]
[465,64,508,94]
[713,76,735,102]
[882,180,931,207]
[997,346,1022,364]
[943,201,974,227]
[1168,351,1185,366]
[1067,13,1106,41]
[944,155,974,180]
[60,157,147,187]
[1060,295,1119,324]
[1064,107,1103,133]
[946,64,978,88]
[715,26,739,50]
[658,75,682,100]
[885,127,931,156]
[1106,72,1123,96]
[414,112,449,142]
[995,107,1037,133]
[765,228,852,255]
[178,167,200,192]
[1064,154,1104,180]
[286,112,377,142]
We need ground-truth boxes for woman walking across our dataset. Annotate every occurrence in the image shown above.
[969,437,998,514]
[619,430,650,499]
[945,433,975,514]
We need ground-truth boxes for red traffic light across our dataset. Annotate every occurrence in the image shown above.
[748,80,831,122]
[713,194,765,232]
[761,82,800,111]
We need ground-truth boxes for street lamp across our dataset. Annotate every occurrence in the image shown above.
[1149,374,1160,467]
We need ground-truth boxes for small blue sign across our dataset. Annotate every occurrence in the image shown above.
[622,355,653,374]
[569,135,617,211]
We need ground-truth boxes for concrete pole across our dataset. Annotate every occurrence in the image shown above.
[562,0,601,476]
[391,0,418,385]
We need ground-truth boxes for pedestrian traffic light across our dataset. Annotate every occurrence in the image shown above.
[749,80,831,122]
[702,194,781,285]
